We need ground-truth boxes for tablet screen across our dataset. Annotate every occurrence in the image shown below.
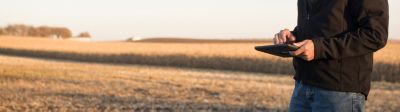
[255,44,299,57]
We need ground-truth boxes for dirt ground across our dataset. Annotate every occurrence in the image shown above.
[0,55,399,111]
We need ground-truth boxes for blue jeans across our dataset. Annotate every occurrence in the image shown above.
[289,81,365,112]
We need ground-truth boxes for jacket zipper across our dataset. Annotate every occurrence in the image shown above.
[306,0,312,21]
[303,0,312,40]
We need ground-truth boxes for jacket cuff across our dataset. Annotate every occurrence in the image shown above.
[291,31,298,39]
[311,38,324,60]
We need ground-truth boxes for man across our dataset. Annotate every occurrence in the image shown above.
[273,0,389,111]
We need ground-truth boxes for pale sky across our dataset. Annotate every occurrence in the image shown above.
[0,0,399,40]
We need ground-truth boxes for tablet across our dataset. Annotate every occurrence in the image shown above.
[255,44,299,57]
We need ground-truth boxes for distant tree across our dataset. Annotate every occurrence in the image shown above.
[5,24,34,36]
[4,25,19,36]
[77,32,91,38]
[37,26,53,37]
[0,24,73,38]
[0,27,5,35]
[28,27,40,37]
[52,27,72,38]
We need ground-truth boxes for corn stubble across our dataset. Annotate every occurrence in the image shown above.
[0,36,399,111]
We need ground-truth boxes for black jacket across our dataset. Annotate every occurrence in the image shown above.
[292,0,389,98]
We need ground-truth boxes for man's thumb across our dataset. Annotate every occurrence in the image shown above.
[293,41,306,47]
[288,35,296,42]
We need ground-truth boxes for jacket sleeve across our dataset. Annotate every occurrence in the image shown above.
[311,0,389,60]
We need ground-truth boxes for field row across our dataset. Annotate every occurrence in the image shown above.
[0,36,399,82]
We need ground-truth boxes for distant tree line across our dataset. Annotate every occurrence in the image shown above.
[0,24,91,38]
[77,32,91,38]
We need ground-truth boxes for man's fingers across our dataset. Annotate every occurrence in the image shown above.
[277,30,283,44]
[291,41,307,56]
[277,36,282,44]
[291,40,315,61]
[275,29,297,45]
[273,37,278,45]
[290,47,305,56]
[288,35,296,42]
[279,29,287,44]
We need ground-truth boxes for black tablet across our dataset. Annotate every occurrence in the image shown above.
[255,44,299,57]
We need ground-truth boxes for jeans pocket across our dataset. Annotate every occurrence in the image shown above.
[352,93,365,112]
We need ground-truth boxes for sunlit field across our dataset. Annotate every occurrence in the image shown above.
[0,36,399,111]
[0,36,398,81]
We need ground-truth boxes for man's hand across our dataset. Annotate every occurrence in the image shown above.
[290,40,315,61]
[273,29,296,45]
